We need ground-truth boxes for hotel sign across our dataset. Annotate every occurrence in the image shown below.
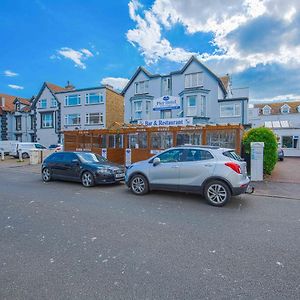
[138,117,193,127]
[152,95,181,111]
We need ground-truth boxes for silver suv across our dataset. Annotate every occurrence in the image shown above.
[125,146,251,206]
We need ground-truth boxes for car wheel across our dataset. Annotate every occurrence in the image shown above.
[130,174,149,195]
[279,157,284,161]
[22,152,29,159]
[81,171,95,187]
[42,167,52,182]
[204,180,231,207]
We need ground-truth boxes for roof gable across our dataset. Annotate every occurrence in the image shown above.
[0,93,30,113]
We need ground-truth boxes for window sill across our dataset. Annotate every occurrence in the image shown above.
[85,102,104,106]
[84,123,104,126]
[64,104,82,107]
[41,127,54,129]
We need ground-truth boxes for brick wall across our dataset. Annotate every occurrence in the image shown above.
[105,88,124,128]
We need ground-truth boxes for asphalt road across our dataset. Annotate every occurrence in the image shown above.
[0,166,299,300]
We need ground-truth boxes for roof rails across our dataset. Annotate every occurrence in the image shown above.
[178,144,220,149]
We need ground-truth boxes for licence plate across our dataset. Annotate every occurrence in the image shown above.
[115,173,125,178]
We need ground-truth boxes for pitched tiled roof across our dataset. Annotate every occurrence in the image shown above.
[0,93,30,113]
[254,101,300,114]
[220,75,229,90]
[45,82,70,93]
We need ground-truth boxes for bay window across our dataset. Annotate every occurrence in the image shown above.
[133,101,142,119]
[187,95,197,116]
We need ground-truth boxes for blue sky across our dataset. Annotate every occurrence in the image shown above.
[1,0,300,102]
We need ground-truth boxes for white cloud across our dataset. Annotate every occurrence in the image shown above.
[127,0,300,73]
[101,77,129,91]
[54,47,94,69]
[8,84,24,90]
[4,70,19,77]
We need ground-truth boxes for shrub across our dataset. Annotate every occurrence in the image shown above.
[242,127,278,175]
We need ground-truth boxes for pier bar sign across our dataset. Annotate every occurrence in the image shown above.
[153,95,181,111]
[138,117,193,127]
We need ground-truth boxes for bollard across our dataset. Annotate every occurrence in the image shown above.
[19,150,23,162]
[1,150,4,161]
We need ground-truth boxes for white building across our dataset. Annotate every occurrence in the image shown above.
[249,101,300,156]
[122,56,249,127]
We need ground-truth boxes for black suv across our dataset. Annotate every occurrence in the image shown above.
[42,152,124,187]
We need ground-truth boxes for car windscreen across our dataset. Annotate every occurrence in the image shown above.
[76,152,107,163]
[223,150,243,161]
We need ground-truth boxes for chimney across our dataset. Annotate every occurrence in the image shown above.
[0,97,5,108]
[65,81,75,90]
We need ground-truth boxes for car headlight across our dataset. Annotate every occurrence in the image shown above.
[96,167,113,175]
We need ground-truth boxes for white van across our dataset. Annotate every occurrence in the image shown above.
[11,142,47,159]
[0,140,19,155]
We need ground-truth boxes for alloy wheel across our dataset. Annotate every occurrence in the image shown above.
[131,176,145,194]
[207,184,227,204]
[82,172,93,187]
[42,168,51,181]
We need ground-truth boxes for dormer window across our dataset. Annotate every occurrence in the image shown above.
[297,105,300,113]
[15,102,20,111]
[280,104,290,114]
[262,105,271,115]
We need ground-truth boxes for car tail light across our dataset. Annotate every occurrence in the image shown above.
[225,162,241,174]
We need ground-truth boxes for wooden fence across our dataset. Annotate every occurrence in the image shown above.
[64,124,244,165]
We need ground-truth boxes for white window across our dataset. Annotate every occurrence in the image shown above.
[185,72,203,88]
[187,95,197,116]
[85,113,103,125]
[282,136,298,149]
[134,81,149,94]
[145,101,151,119]
[280,104,290,114]
[41,113,53,128]
[220,103,241,117]
[50,98,57,108]
[297,105,300,113]
[162,77,171,95]
[85,93,103,105]
[161,110,172,119]
[39,99,47,109]
[262,105,271,115]
[200,95,206,117]
[65,114,81,126]
[133,101,142,119]
[65,94,81,106]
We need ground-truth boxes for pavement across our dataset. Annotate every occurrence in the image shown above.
[0,165,300,299]
[253,158,300,200]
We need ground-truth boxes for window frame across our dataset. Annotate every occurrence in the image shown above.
[15,116,22,131]
[220,103,241,118]
[41,112,54,129]
[186,95,197,117]
[133,101,142,120]
[280,104,290,114]
[39,99,47,109]
[134,80,149,95]
[50,98,57,108]
[85,93,104,105]
[64,94,81,107]
[185,72,203,88]
[65,113,81,126]
[85,112,103,125]
[262,105,271,115]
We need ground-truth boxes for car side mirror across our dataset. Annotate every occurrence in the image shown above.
[153,157,160,166]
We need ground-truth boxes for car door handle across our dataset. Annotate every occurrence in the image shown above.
[171,166,179,168]
[204,164,213,167]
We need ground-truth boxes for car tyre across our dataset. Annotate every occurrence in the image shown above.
[130,174,149,195]
[81,171,95,187]
[204,180,231,207]
[22,152,29,159]
[279,157,284,161]
[42,167,52,182]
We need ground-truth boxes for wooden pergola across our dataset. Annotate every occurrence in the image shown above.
[64,123,244,165]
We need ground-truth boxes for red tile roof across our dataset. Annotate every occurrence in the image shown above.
[0,93,30,114]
